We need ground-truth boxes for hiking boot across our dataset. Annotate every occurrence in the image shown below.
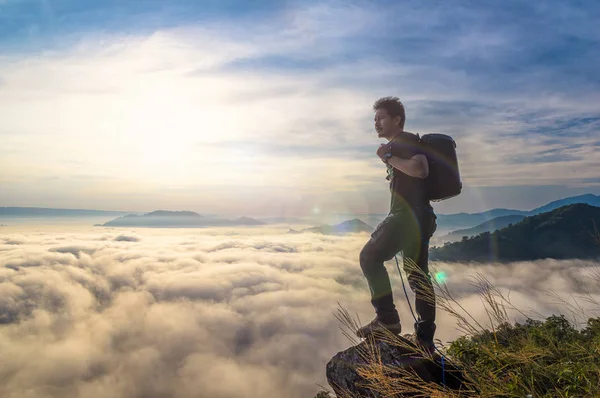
[404,333,436,356]
[356,317,401,338]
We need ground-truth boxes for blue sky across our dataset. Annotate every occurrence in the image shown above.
[0,0,599,217]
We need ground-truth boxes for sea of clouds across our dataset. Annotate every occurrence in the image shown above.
[1,222,600,398]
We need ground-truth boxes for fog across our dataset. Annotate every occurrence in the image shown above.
[1,222,600,398]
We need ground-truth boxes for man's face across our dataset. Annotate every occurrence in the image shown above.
[374,108,398,138]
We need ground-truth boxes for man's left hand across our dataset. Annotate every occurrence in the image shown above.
[377,144,390,161]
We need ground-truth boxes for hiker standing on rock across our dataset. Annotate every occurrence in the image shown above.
[357,96,438,354]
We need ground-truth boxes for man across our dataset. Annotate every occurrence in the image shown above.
[357,96,438,354]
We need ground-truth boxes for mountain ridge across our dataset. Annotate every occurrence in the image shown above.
[99,211,265,228]
[2,193,599,226]
[288,218,373,235]
[0,207,136,217]
[439,214,527,242]
[435,194,600,230]
[430,203,600,263]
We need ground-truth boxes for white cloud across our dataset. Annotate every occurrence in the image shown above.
[0,1,599,215]
[1,224,600,397]
[0,18,389,215]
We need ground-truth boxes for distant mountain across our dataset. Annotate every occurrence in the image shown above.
[236,217,265,225]
[435,208,527,230]
[288,219,374,235]
[439,215,527,242]
[430,204,600,263]
[359,215,387,229]
[528,194,600,215]
[145,210,202,217]
[0,207,135,218]
[435,194,600,231]
[100,211,265,228]
[257,216,309,224]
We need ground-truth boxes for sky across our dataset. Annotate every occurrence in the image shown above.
[1,0,600,217]
[2,225,600,397]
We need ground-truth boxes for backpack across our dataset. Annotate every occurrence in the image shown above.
[417,133,462,202]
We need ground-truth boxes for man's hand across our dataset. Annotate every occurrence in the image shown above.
[376,144,390,162]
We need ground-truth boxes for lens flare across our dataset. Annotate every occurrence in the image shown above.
[434,271,447,284]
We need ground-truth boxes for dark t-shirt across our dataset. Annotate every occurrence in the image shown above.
[385,131,429,214]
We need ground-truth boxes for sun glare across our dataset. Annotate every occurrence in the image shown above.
[434,271,447,284]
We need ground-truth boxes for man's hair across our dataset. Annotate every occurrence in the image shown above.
[373,96,406,129]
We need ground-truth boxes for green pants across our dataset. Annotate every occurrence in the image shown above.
[359,206,437,341]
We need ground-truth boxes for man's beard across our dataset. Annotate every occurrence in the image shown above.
[377,129,390,139]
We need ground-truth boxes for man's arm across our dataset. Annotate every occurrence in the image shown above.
[387,154,429,179]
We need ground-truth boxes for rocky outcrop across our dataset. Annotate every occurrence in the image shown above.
[326,334,470,397]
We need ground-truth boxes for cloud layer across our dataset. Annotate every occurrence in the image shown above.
[2,223,600,397]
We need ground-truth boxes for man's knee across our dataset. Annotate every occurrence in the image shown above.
[360,238,394,274]
[359,240,375,273]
